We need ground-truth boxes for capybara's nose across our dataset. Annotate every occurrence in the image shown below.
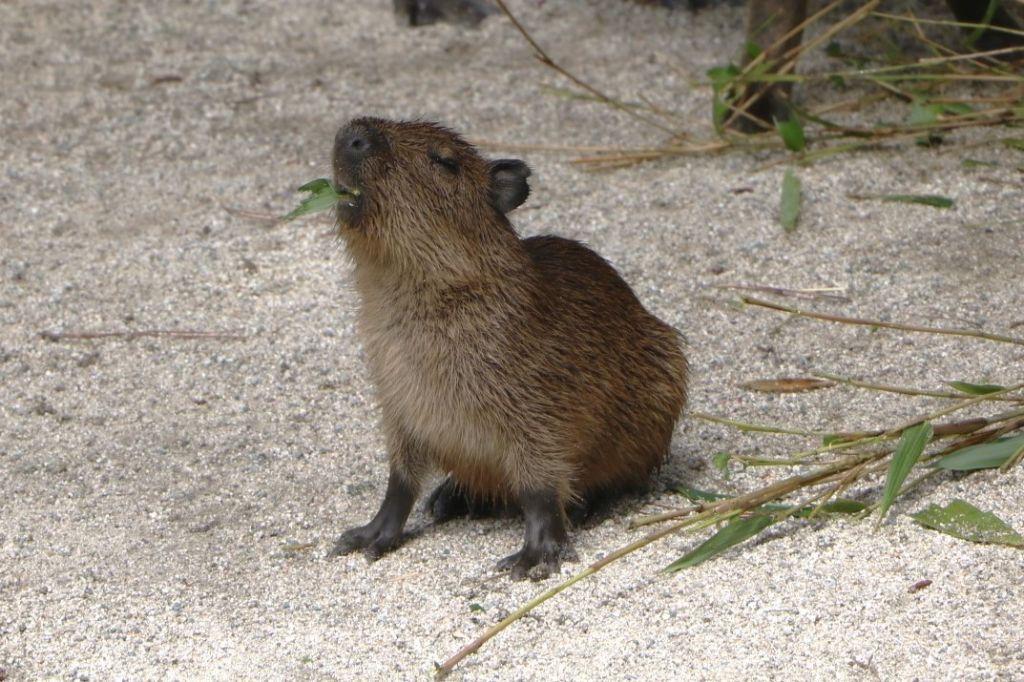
[334,122,377,168]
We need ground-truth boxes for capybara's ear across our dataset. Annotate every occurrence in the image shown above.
[488,159,531,214]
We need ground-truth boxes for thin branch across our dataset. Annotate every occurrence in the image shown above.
[438,442,889,676]
[716,284,850,303]
[813,371,1024,402]
[870,11,1024,39]
[492,0,679,136]
[739,296,1024,346]
[222,205,279,224]
[468,140,635,154]
[691,411,837,437]
[725,0,882,128]
[40,329,246,341]
[435,517,692,677]
[883,386,1024,438]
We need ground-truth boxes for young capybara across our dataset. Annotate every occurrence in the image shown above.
[328,117,688,579]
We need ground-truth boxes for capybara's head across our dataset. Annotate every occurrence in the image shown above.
[332,118,531,245]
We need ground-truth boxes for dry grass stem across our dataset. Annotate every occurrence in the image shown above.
[492,0,679,137]
[716,283,850,303]
[739,296,1024,346]
[813,371,1024,402]
[40,329,246,341]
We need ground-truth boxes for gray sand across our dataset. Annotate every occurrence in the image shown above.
[2,1,1023,680]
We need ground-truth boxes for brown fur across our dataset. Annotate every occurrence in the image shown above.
[329,117,688,577]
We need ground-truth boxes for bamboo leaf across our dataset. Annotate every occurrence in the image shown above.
[674,486,730,503]
[934,435,1024,471]
[708,64,740,131]
[711,94,729,131]
[911,499,1024,547]
[799,500,867,516]
[707,64,740,90]
[878,422,933,523]
[941,103,973,116]
[849,194,954,208]
[283,178,358,221]
[780,169,801,232]
[908,102,940,126]
[775,116,806,152]
[664,515,775,572]
[712,451,733,480]
[891,195,953,208]
[740,378,833,393]
[966,0,1002,47]
[297,178,332,193]
[742,41,763,62]
[947,381,1005,395]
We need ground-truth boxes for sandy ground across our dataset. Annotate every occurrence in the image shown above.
[2,1,1023,680]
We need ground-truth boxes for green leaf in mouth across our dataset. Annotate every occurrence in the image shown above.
[282,178,359,222]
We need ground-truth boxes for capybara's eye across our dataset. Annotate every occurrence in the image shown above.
[429,150,459,174]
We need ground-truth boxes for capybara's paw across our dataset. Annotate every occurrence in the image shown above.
[329,524,401,560]
[496,542,576,581]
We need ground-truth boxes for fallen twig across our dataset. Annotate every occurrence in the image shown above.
[40,329,246,342]
[739,296,1024,346]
